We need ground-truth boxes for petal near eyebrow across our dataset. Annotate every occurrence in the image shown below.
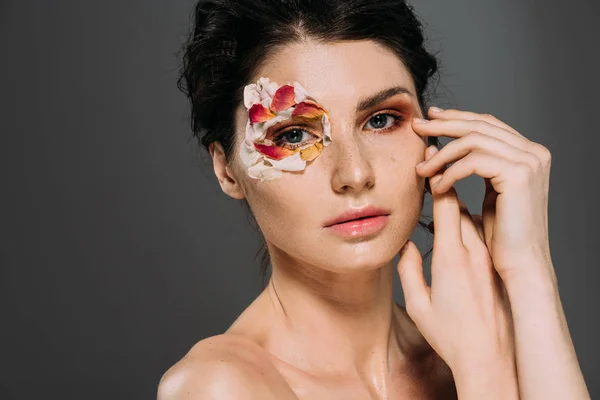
[249,104,277,124]
[292,101,327,119]
[271,85,296,112]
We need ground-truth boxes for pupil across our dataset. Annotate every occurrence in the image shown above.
[286,129,303,143]
[371,115,387,128]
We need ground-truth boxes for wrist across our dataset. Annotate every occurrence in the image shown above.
[452,360,519,400]
[501,261,559,303]
[499,254,558,296]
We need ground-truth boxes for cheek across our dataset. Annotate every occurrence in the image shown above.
[243,178,315,245]
[373,134,426,197]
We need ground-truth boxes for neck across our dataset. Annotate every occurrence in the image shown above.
[261,250,411,380]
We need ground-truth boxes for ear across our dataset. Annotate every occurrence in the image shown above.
[208,142,245,200]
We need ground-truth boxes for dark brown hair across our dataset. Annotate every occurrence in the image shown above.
[177,0,441,286]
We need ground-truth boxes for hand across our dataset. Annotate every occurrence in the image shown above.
[397,145,517,397]
[412,107,553,281]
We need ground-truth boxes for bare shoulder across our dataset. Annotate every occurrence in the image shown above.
[157,334,299,400]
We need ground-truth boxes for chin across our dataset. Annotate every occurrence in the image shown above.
[316,238,399,273]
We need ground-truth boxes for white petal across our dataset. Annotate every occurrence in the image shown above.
[239,140,261,167]
[293,81,310,103]
[243,84,260,109]
[253,122,265,141]
[245,119,255,143]
[261,97,272,109]
[262,109,293,131]
[248,161,282,181]
[322,113,332,146]
[268,152,307,171]
[258,77,279,99]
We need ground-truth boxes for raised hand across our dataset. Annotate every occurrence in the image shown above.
[397,144,518,399]
[409,108,591,399]
[412,107,554,282]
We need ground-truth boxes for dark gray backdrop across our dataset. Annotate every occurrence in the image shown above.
[1,0,598,398]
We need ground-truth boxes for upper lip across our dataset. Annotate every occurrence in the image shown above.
[324,206,391,227]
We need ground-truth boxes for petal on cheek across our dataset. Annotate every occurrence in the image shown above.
[270,85,296,112]
[299,141,324,161]
[254,143,297,160]
[249,103,277,123]
[268,152,307,171]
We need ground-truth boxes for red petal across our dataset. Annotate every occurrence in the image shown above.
[270,85,296,112]
[254,143,295,160]
[292,101,326,119]
[249,104,276,124]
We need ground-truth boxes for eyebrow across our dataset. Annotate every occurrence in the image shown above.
[355,86,414,113]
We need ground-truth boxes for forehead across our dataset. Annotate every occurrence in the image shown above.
[251,39,417,110]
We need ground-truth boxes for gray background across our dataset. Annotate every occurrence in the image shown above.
[1,0,598,398]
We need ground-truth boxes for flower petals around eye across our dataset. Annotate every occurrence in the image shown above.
[293,81,310,103]
[322,113,332,145]
[292,101,327,119]
[252,109,294,141]
[270,85,296,112]
[299,141,324,161]
[247,161,283,181]
[243,84,261,109]
[240,140,261,166]
[262,109,294,132]
[241,77,333,181]
[254,143,297,160]
[267,152,306,171]
[258,77,279,99]
[249,103,277,124]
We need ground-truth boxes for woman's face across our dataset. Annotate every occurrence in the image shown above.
[220,39,428,273]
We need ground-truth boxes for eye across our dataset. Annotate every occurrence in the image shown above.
[273,128,320,150]
[365,112,404,132]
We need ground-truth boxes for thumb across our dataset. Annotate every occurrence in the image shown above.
[397,240,431,319]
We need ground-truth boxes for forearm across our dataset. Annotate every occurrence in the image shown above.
[503,261,590,399]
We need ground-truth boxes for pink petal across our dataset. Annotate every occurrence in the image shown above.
[292,101,326,119]
[270,85,296,112]
[254,143,296,160]
[249,103,276,124]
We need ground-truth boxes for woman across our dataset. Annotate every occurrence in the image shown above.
[158,0,590,398]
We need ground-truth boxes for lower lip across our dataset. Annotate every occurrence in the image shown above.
[326,215,389,238]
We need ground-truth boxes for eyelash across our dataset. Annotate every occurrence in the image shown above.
[273,111,405,149]
[365,111,405,133]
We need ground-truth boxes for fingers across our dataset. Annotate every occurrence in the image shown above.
[426,145,485,253]
[415,132,531,180]
[427,107,523,138]
[457,199,484,251]
[427,146,463,249]
[482,178,497,250]
[397,240,430,321]
[471,214,486,242]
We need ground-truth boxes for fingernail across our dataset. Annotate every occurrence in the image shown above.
[413,118,429,124]
[430,106,444,113]
[428,146,439,156]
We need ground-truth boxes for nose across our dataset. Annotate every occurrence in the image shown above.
[329,134,375,194]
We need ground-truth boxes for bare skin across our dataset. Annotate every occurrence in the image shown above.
[158,37,590,398]
[157,294,456,399]
[158,39,458,399]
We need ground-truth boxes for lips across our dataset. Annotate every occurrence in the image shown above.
[324,206,391,227]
